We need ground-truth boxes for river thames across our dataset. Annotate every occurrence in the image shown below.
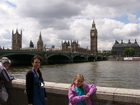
[8,61,140,89]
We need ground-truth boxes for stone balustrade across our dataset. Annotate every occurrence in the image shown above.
[0,79,140,105]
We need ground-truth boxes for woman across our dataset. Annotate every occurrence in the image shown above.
[26,56,47,105]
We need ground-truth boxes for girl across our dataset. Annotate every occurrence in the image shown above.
[26,56,47,105]
[68,74,97,105]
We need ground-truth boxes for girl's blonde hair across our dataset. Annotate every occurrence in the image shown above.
[70,74,84,88]
[72,74,84,83]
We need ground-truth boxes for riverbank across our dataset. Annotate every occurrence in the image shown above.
[107,56,124,61]
[2,79,140,105]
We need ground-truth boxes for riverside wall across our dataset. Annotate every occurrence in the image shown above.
[0,79,140,105]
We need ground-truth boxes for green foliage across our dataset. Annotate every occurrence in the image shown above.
[111,49,117,55]
[123,47,135,57]
[98,51,111,56]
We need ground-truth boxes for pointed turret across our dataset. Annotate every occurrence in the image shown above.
[91,20,96,31]
[39,31,41,38]
[21,30,22,35]
[68,41,70,46]
[16,29,19,34]
[135,39,137,43]
[121,40,123,44]
[128,39,131,44]
[37,31,43,51]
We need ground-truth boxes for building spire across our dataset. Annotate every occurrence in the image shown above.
[92,19,95,25]
[37,31,43,51]
[135,39,137,43]
[21,30,22,35]
[16,29,18,33]
[91,19,96,31]
[39,31,42,39]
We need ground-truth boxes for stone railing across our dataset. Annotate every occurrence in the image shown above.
[0,79,140,105]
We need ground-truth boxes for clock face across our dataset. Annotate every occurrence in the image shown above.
[91,27,95,30]
[91,33,94,36]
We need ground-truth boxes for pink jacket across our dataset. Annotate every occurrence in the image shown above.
[68,84,97,105]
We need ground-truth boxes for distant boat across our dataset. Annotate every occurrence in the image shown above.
[123,57,140,61]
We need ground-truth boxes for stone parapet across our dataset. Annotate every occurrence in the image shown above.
[0,79,140,105]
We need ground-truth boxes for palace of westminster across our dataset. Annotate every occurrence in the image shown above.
[11,21,98,55]
[2,20,140,56]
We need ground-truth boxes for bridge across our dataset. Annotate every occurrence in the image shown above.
[0,50,107,65]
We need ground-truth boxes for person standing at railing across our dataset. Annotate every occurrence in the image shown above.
[0,57,15,102]
[0,57,15,84]
[26,56,47,105]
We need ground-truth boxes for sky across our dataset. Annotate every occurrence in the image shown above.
[0,0,140,51]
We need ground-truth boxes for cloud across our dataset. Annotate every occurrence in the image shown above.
[15,0,82,30]
[0,0,140,50]
[127,13,140,23]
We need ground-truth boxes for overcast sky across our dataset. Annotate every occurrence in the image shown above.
[0,0,140,50]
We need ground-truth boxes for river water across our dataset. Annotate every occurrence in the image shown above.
[8,61,140,89]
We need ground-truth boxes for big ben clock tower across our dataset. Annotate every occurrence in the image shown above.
[90,20,98,55]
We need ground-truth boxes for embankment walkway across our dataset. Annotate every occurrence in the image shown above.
[0,79,140,105]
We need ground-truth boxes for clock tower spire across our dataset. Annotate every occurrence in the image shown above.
[90,20,98,55]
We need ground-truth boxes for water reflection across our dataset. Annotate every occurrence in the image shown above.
[8,61,140,89]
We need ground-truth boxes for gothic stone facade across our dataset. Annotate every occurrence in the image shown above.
[90,21,98,55]
[12,29,22,50]
[61,20,98,54]
[61,40,90,53]
[12,29,43,51]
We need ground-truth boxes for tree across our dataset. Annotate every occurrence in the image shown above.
[128,47,135,56]
[123,47,135,57]
[98,51,111,56]
[111,49,117,57]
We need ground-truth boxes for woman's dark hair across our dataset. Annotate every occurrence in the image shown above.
[31,56,42,63]
[31,56,43,79]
